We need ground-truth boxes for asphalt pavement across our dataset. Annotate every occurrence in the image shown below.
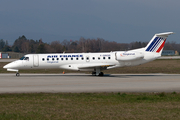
[0,73,180,93]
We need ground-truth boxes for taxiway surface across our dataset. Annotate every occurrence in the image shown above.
[0,73,180,93]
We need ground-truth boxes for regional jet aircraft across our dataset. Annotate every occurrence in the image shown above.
[3,32,174,76]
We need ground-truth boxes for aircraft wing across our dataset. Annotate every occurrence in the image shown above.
[78,63,116,69]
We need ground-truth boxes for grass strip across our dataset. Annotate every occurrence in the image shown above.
[0,92,180,120]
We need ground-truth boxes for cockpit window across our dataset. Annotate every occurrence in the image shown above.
[20,56,29,61]
[24,57,29,61]
[20,57,25,60]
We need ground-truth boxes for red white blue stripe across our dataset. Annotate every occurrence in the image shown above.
[145,37,166,53]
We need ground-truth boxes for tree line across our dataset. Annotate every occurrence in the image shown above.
[0,35,179,53]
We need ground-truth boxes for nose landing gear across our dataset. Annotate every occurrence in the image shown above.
[16,72,20,77]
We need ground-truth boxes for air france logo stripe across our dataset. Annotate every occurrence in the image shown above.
[146,37,159,51]
[154,40,163,52]
[149,37,161,52]
[156,39,166,53]
[148,37,160,52]
[146,37,166,53]
[150,39,161,52]
[151,38,162,52]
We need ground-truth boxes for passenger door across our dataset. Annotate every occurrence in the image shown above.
[33,55,39,67]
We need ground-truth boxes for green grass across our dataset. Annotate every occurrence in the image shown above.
[0,92,180,119]
[1,60,180,119]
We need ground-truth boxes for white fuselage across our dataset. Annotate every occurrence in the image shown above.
[3,32,174,76]
[3,49,157,71]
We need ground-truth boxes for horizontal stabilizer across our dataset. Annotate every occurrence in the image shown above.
[155,32,174,37]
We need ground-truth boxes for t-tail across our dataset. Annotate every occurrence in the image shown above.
[145,32,174,54]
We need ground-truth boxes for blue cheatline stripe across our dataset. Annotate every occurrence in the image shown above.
[146,37,159,51]
[150,38,161,52]
[152,38,163,52]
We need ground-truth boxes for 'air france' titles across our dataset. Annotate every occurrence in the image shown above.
[47,55,83,58]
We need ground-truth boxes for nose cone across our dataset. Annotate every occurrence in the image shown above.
[3,62,16,69]
[3,64,10,69]
[3,60,21,69]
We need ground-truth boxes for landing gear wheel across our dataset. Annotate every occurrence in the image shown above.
[16,73,20,77]
[98,72,104,76]
[92,72,96,76]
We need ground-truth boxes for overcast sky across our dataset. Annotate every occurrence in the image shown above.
[0,0,179,45]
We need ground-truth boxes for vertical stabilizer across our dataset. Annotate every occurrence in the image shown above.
[145,32,174,54]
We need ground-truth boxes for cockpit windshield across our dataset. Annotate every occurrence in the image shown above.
[20,56,25,60]
[20,56,29,61]
[24,57,29,60]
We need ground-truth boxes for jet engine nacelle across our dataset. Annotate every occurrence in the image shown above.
[116,51,144,61]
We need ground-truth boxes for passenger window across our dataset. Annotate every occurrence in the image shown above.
[42,58,45,61]
[57,58,59,60]
[103,57,105,60]
[71,58,73,60]
[61,58,63,60]
[108,57,111,59]
[66,58,68,60]
[98,57,100,60]
[52,58,54,61]
[92,57,95,60]
[47,58,49,61]
[82,57,84,60]
[76,58,78,60]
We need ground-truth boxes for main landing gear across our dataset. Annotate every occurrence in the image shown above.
[92,72,104,76]
[99,72,104,76]
[92,67,104,76]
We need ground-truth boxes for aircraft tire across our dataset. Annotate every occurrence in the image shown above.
[98,72,104,76]
[16,73,20,77]
[92,72,96,76]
